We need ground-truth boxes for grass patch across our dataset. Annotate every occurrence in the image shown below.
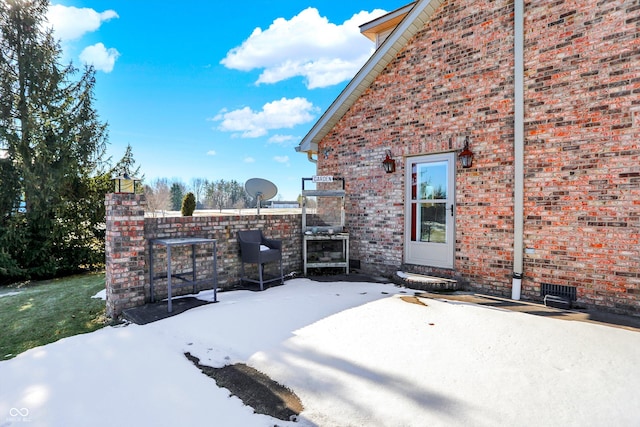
[0,272,107,360]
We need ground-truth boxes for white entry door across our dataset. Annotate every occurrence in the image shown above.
[404,152,455,268]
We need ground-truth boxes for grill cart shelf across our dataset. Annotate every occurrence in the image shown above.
[301,176,349,275]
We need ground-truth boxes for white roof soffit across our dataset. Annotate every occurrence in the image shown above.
[360,2,417,43]
[297,0,444,154]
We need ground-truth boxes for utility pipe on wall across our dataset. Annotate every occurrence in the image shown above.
[512,0,525,300]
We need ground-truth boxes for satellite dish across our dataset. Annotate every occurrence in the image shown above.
[245,178,277,214]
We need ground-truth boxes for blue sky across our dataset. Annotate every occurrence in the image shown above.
[47,0,409,200]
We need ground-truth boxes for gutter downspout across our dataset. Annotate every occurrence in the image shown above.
[512,0,525,299]
[295,146,318,164]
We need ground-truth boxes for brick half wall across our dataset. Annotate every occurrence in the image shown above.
[105,192,302,318]
[143,214,302,303]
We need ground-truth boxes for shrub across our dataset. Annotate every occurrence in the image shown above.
[181,192,196,216]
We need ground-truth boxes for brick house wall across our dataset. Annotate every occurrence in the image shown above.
[522,1,640,313]
[313,0,639,314]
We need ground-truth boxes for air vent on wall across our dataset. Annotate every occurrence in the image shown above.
[541,283,577,301]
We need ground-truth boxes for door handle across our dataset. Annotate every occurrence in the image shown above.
[448,204,454,217]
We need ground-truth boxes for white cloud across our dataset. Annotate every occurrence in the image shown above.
[213,97,318,138]
[274,156,290,165]
[206,150,217,156]
[268,134,298,145]
[79,43,120,73]
[47,5,118,42]
[244,157,256,163]
[221,7,387,89]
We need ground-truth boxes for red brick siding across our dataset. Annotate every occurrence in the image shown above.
[523,0,640,313]
[315,0,639,314]
[105,193,147,318]
[319,0,516,284]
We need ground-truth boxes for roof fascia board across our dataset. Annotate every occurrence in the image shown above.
[360,2,417,42]
[297,0,444,154]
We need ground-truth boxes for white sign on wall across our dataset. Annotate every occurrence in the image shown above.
[312,175,334,182]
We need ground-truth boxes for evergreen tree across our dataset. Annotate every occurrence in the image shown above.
[169,182,184,211]
[0,0,109,279]
[181,192,195,216]
[111,143,142,180]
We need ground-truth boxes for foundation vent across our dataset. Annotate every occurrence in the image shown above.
[541,283,577,301]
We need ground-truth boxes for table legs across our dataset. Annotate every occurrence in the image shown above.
[167,245,173,312]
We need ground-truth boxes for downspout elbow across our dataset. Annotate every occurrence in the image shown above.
[512,272,522,300]
[295,144,318,164]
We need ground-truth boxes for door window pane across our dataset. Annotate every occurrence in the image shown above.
[412,161,447,200]
[410,202,447,243]
[419,203,446,243]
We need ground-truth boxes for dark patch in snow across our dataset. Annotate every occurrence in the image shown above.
[185,352,303,421]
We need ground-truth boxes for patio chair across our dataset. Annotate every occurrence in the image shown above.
[237,230,284,291]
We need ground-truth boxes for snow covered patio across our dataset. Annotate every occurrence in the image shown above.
[1,278,639,426]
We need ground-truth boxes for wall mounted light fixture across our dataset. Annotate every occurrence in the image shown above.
[458,136,474,168]
[382,149,396,173]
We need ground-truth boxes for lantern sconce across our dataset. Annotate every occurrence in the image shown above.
[382,149,396,174]
[112,173,141,194]
[458,136,474,168]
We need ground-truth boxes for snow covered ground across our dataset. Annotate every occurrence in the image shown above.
[1,278,639,427]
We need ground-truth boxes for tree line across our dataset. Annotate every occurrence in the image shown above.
[143,178,258,214]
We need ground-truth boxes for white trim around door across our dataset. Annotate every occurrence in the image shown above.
[404,152,456,268]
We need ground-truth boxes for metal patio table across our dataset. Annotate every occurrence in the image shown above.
[149,237,217,313]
